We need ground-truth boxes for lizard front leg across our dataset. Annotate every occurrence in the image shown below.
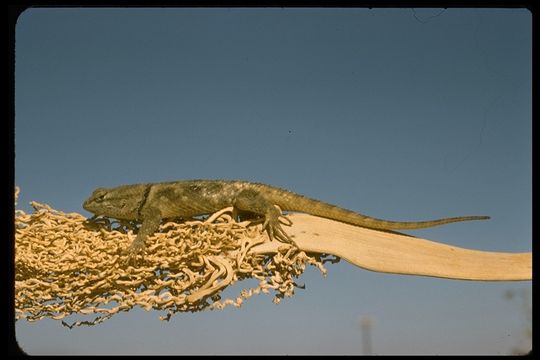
[234,189,297,246]
[123,206,162,261]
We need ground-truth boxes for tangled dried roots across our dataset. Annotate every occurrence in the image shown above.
[15,188,336,328]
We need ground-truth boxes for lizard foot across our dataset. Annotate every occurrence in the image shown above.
[263,210,297,247]
[120,240,146,266]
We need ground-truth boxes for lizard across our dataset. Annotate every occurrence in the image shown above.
[83,179,489,259]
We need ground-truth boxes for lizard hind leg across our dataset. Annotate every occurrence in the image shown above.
[262,206,296,246]
[234,189,297,247]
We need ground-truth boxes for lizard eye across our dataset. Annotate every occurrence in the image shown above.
[92,191,107,203]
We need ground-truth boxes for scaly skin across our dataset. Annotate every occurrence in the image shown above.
[83,180,489,259]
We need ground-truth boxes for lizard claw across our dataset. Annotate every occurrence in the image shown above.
[120,240,146,265]
[263,211,297,248]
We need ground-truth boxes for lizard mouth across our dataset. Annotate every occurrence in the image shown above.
[82,199,94,212]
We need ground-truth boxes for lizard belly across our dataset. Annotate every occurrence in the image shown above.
[155,196,219,218]
[150,183,233,219]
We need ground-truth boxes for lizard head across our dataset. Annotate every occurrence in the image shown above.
[83,184,147,220]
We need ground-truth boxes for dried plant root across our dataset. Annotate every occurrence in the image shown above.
[14,188,334,328]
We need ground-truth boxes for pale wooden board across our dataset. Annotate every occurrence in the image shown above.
[250,213,531,281]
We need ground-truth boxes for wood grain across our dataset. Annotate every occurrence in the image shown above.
[250,213,531,281]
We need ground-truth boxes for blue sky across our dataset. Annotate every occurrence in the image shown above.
[15,8,531,355]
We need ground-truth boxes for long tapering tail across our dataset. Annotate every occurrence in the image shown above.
[261,183,490,230]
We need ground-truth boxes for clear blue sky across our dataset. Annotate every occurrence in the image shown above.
[15,8,531,355]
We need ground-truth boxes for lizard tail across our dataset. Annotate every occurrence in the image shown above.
[264,185,490,230]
